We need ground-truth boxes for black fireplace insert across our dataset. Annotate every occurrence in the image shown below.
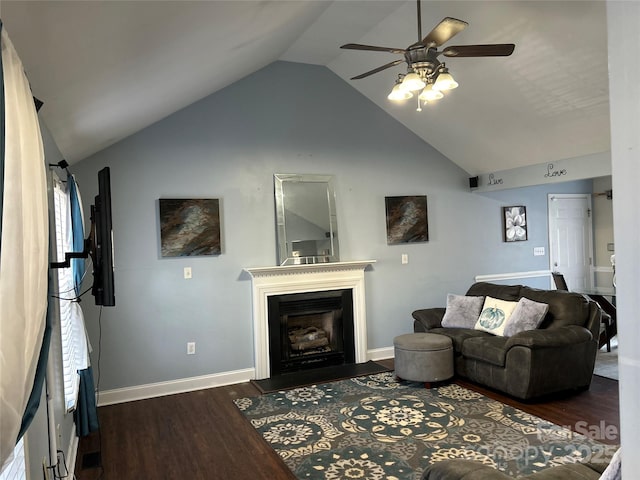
[267,289,355,376]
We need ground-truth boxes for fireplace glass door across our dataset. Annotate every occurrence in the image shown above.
[268,289,355,376]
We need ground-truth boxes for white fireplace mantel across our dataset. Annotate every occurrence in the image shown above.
[244,260,376,379]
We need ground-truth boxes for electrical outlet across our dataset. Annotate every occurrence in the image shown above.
[401,253,409,264]
[184,267,192,279]
[187,342,196,355]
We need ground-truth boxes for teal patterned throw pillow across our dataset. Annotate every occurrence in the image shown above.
[474,296,519,336]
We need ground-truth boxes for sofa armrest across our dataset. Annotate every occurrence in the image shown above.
[505,325,593,349]
[422,460,512,480]
[412,308,446,331]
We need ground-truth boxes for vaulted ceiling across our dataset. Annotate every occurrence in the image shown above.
[1,1,610,175]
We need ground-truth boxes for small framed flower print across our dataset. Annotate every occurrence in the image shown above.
[503,206,527,242]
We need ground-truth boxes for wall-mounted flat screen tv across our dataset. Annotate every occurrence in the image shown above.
[91,167,115,306]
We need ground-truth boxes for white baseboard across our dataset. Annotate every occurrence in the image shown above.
[66,431,79,480]
[367,346,394,361]
[98,348,396,406]
[97,368,255,406]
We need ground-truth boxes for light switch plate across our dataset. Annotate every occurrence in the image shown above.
[184,267,192,279]
[533,247,545,256]
[401,254,408,264]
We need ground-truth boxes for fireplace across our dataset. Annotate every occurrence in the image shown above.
[244,260,375,379]
[268,289,355,376]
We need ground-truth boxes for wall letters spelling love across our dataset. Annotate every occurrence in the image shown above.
[544,163,567,178]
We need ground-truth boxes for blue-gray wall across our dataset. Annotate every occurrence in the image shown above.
[71,61,591,391]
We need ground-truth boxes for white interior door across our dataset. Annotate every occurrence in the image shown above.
[548,194,594,291]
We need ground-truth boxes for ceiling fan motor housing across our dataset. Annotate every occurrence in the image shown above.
[406,47,440,76]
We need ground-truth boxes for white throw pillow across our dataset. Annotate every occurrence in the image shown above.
[502,297,549,337]
[441,294,485,329]
[474,296,519,336]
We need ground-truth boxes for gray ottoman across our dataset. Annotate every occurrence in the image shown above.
[393,333,454,387]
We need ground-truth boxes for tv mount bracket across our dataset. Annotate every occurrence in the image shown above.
[49,241,90,269]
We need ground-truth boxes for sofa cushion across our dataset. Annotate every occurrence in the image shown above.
[520,286,591,328]
[503,298,549,337]
[429,327,492,354]
[475,297,519,336]
[441,294,485,329]
[462,335,509,367]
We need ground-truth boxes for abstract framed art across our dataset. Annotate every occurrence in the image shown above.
[159,198,221,257]
[385,195,429,245]
[503,205,527,242]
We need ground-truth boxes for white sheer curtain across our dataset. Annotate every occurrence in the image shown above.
[0,27,48,468]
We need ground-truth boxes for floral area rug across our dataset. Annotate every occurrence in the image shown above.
[234,372,610,479]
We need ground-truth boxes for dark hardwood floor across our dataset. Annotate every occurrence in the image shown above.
[75,360,619,480]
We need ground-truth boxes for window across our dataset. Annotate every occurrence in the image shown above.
[53,177,87,412]
[0,438,25,480]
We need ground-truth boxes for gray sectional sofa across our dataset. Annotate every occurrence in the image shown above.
[412,282,603,400]
[421,457,608,479]
[421,446,620,479]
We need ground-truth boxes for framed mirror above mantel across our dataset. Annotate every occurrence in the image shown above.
[274,173,339,266]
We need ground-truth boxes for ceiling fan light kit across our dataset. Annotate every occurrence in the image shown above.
[341,1,514,112]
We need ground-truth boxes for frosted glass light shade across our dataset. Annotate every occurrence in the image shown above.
[388,84,413,101]
[401,72,426,91]
[433,71,458,91]
[419,84,444,101]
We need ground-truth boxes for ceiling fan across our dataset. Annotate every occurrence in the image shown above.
[340,1,515,109]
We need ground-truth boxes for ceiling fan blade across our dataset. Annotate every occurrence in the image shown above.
[340,43,406,55]
[421,17,468,47]
[350,59,405,80]
[442,44,516,57]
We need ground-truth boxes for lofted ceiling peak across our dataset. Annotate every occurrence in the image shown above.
[1,1,610,175]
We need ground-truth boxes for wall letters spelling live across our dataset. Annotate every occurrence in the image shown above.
[487,173,504,186]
